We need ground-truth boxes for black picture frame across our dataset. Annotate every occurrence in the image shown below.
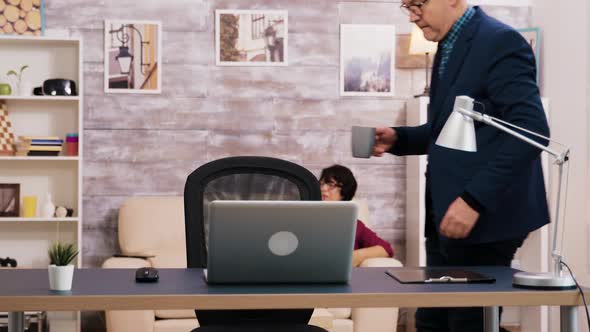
[0,184,20,217]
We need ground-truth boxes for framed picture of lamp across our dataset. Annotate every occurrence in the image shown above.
[215,9,288,66]
[340,24,396,97]
[104,20,162,94]
[0,183,19,217]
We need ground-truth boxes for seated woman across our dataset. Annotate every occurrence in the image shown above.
[319,164,394,267]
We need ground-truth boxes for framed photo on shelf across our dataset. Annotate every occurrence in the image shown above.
[517,27,540,82]
[104,20,162,94]
[216,9,288,66]
[0,0,45,36]
[340,24,396,97]
[0,184,20,217]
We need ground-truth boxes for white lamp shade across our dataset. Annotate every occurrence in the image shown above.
[409,24,438,55]
[118,56,132,75]
[435,96,478,152]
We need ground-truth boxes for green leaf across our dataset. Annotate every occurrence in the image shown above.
[20,65,29,73]
[48,242,79,266]
[6,70,17,77]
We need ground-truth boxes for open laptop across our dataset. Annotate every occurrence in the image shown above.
[204,200,358,284]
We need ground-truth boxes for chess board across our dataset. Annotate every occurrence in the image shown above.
[0,101,16,156]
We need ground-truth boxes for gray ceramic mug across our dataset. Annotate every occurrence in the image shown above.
[351,126,376,158]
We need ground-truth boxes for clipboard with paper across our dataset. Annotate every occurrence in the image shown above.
[386,268,496,284]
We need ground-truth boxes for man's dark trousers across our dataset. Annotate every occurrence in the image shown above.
[415,218,525,332]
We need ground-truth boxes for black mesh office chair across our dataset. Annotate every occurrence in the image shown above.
[184,156,327,331]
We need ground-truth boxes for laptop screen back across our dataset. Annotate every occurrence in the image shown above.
[206,200,357,284]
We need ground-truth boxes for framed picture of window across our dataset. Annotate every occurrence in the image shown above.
[215,9,288,66]
[0,183,20,217]
[104,20,162,94]
[517,27,540,82]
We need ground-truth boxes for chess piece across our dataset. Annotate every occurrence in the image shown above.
[55,206,67,218]
[0,102,16,156]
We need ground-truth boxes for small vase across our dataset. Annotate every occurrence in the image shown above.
[41,193,56,218]
[48,264,75,291]
[19,82,33,96]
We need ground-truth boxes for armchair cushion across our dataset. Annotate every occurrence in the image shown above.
[118,197,186,268]
[154,318,199,332]
[326,308,352,319]
[102,257,150,269]
[360,257,402,268]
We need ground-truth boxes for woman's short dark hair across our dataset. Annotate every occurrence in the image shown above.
[319,164,357,201]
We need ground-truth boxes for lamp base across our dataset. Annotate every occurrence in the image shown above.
[513,271,577,290]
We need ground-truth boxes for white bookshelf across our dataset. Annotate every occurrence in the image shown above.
[0,96,80,101]
[0,217,79,223]
[0,36,83,332]
[0,156,80,161]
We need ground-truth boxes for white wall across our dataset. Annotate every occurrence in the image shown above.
[532,0,590,331]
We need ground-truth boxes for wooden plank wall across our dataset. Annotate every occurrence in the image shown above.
[44,1,531,329]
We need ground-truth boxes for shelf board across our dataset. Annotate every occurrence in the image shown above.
[0,217,79,223]
[0,35,81,44]
[0,96,80,101]
[0,156,79,161]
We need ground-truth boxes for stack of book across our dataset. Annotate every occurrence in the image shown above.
[16,136,64,156]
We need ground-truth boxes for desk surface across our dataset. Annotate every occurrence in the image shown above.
[0,267,583,311]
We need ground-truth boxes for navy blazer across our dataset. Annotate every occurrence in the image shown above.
[392,7,550,244]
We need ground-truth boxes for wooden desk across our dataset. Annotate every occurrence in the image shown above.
[0,266,583,332]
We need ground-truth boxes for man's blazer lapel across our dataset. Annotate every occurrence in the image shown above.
[431,8,484,131]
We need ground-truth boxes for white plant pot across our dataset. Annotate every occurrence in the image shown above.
[48,264,75,291]
[19,82,33,96]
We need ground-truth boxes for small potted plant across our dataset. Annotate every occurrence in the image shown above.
[6,65,30,96]
[48,242,78,291]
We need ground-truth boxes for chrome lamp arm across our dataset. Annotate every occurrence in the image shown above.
[455,106,575,288]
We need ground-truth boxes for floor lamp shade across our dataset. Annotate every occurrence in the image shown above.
[409,24,437,97]
[409,24,437,56]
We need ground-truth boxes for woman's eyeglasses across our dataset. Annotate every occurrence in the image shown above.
[320,180,342,191]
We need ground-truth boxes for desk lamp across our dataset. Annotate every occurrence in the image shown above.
[436,96,576,289]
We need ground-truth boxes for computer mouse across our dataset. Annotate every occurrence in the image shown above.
[135,267,159,283]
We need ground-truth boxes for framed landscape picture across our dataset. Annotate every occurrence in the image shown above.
[216,9,288,66]
[104,20,162,94]
[340,24,396,97]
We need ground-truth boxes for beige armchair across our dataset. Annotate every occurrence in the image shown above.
[102,197,200,332]
[320,199,402,332]
[102,197,400,332]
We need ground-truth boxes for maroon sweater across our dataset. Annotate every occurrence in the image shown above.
[355,220,394,257]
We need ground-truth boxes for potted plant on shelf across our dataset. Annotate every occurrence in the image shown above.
[6,65,30,96]
[48,242,78,291]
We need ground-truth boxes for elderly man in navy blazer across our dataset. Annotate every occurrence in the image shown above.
[372,0,549,331]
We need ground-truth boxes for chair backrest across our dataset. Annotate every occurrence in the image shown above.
[183,156,321,268]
